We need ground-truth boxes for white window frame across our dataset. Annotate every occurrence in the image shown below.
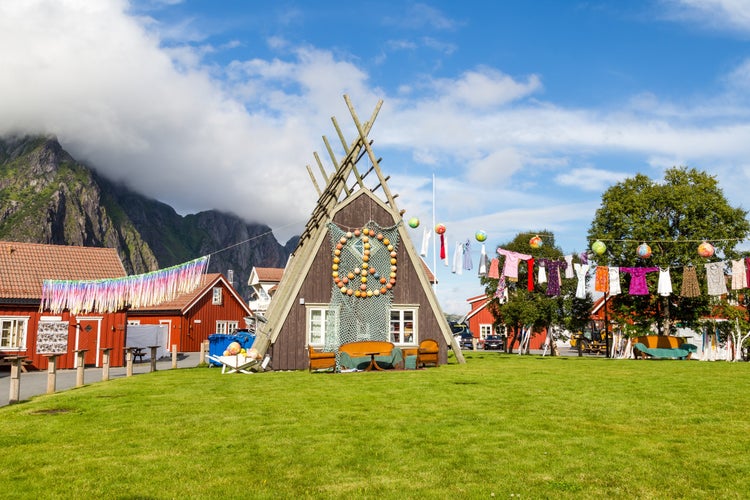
[212,287,223,305]
[215,320,239,335]
[307,305,339,347]
[479,324,494,340]
[389,307,418,346]
[1,316,29,350]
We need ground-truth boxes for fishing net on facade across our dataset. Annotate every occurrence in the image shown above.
[324,221,401,360]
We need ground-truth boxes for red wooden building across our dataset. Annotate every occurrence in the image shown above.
[465,293,547,350]
[0,241,128,370]
[128,273,253,352]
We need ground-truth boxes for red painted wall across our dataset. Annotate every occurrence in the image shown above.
[128,282,250,352]
[1,306,127,370]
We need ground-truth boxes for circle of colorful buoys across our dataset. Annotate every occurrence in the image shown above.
[475,230,487,242]
[408,217,420,228]
[529,235,543,249]
[637,242,652,259]
[332,227,395,298]
[591,240,606,255]
[698,241,715,258]
[435,223,446,234]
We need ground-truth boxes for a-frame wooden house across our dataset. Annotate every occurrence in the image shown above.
[253,96,464,370]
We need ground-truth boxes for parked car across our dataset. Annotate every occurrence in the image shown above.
[482,335,504,350]
[449,321,476,349]
[455,331,475,350]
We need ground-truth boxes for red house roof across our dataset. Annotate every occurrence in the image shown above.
[253,267,285,282]
[131,273,252,316]
[0,241,126,300]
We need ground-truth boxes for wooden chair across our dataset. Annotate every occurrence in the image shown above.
[417,339,439,368]
[308,345,336,372]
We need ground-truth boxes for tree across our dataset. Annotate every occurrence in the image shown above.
[481,231,592,354]
[587,167,750,336]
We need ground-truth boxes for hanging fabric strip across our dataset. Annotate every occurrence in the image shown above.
[42,256,209,314]
[452,241,463,274]
[463,240,473,271]
[478,243,487,276]
[420,227,430,257]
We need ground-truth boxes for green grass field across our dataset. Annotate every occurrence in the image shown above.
[2,352,749,499]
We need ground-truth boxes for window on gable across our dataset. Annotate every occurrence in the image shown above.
[212,287,223,305]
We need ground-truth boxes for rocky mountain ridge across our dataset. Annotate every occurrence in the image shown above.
[0,135,296,300]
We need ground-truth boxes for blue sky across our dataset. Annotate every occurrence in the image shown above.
[2,0,750,314]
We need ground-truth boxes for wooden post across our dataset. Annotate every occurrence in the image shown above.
[199,340,208,365]
[45,354,59,394]
[124,347,134,377]
[7,356,26,404]
[148,346,159,372]
[100,348,112,381]
[171,344,178,369]
[75,350,87,387]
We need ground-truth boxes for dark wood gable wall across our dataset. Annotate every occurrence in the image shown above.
[270,192,447,371]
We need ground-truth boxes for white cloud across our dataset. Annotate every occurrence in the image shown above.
[428,68,542,109]
[4,0,750,262]
[556,167,630,192]
[663,0,750,34]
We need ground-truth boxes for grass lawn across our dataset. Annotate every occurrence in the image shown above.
[2,352,749,499]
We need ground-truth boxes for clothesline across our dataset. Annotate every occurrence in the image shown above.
[512,231,747,245]
[485,247,750,300]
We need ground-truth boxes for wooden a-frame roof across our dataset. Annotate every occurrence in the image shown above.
[252,95,464,363]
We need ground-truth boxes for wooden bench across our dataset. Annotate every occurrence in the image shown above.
[633,335,697,360]
[308,345,336,372]
[0,355,33,372]
[338,340,402,371]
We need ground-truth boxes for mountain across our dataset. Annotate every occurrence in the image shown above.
[0,135,294,300]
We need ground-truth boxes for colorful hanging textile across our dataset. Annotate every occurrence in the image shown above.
[594,266,609,293]
[680,266,701,298]
[574,263,589,299]
[731,259,747,290]
[619,267,658,296]
[527,258,535,292]
[451,241,463,275]
[540,258,566,296]
[538,261,547,284]
[705,261,728,296]
[608,267,621,295]
[657,267,673,296]
[488,258,500,279]
[42,256,209,314]
[463,240,473,271]
[496,248,532,282]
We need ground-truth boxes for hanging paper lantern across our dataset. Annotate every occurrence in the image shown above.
[475,230,487,242]
[591,240,606,255]
[637,243,652,259]
[698,241,715,258]
[435,223,446,234]
[529,235,543,249]
[408,217,420,228]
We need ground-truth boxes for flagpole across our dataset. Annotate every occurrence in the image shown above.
[432,172,437,294]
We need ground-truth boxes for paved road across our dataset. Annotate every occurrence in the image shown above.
[1,352,204,407]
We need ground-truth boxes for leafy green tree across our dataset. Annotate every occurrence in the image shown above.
[587,167,750,336]
[481,231,592,354]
